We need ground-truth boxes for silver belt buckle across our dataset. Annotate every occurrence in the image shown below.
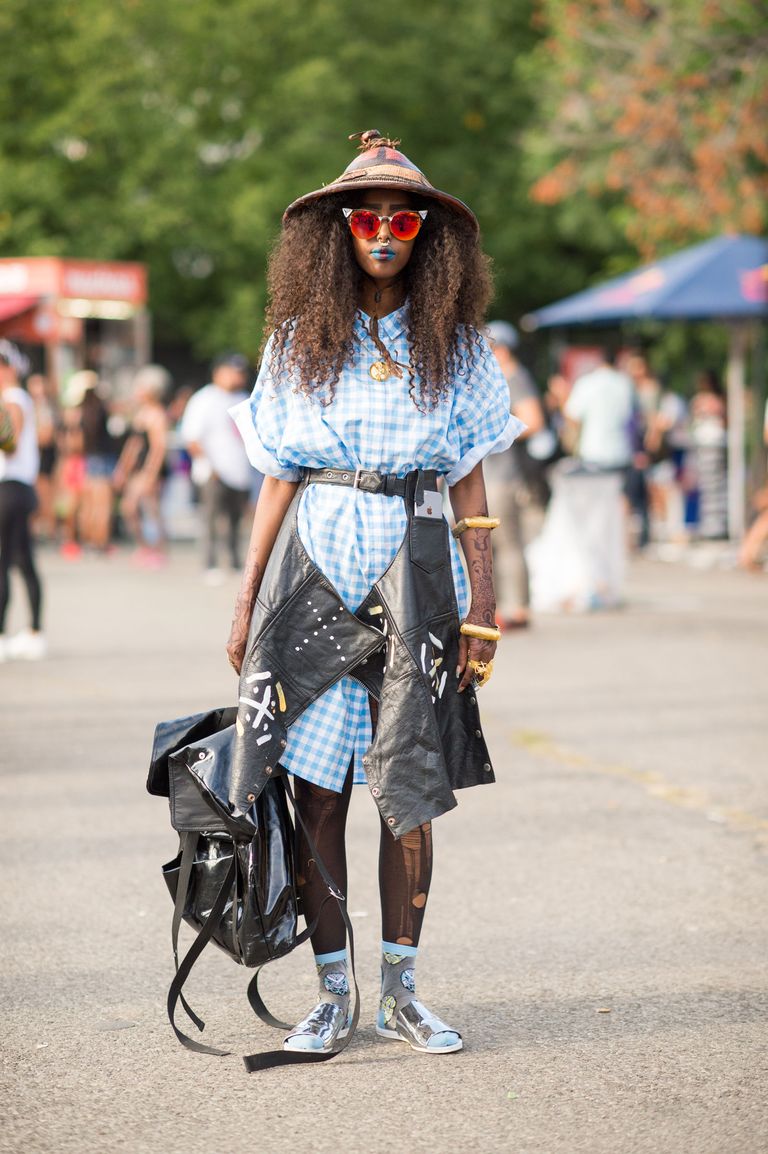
[353,468,380,493]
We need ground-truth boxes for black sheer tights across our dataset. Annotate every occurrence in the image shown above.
[293,769,433,956]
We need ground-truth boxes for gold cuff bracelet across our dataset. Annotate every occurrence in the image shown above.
[451,516,501,538]
[460,622,502,642]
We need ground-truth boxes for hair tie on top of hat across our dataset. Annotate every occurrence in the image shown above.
[349,129,401,152]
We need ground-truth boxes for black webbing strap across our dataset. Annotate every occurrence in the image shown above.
[241,778,360,1072]
[171,832,205,1032]
[244,892,334,1030]
[167,852,237,1056]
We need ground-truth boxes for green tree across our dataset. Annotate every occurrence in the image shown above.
[0,0,598,355]
[525,0,768,260]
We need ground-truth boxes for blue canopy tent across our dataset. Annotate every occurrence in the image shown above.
[523,235,768,537]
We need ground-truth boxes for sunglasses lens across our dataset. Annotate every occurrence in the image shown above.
[390,211,423,241]
[348,210,380,240]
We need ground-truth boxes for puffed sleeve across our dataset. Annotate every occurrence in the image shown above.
[444,332,527,486]
[228,334,302,482]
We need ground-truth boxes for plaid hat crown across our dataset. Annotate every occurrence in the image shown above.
[283,130,478,231]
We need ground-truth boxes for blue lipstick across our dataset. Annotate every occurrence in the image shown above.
[371,249,396,261]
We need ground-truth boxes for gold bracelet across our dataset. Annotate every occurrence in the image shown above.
[460,622,501,642]
[452,516,500,538]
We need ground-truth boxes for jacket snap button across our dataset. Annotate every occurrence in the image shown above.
[483,763,492,773]
[475,729,482,738]
[470,696,476,705]
[372,786,381,797]
[362,756,370,766]
[265,766,272,774]
[280,739,286,747]
[387,816,396,826]
[342,472,349,480]
[247,793,256,802]
[198,752,206,760]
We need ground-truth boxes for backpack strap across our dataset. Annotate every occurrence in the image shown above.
[170,832,206,1032]
[167,850,237,1056]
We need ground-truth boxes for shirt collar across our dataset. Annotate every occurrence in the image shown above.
[355,301,409,344]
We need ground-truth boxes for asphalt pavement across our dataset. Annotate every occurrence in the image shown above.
[2,544,767,1154]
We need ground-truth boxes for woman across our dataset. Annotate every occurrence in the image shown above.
[68,371,118,553]
[0,341,45,661]
[26,373,58,541]
[227,132,523,1055]
[689,368,727,540]
[113,365,170,565]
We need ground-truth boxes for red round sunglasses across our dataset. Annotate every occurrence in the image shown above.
[342,207,428,242]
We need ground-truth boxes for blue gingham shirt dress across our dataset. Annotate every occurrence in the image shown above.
[231,304,524,792]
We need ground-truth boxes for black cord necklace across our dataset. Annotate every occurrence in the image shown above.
[363,278,407,382]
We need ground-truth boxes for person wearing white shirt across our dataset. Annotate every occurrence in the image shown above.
[564,353,636,469]
[180,352,259,581]
[0,341,45,660]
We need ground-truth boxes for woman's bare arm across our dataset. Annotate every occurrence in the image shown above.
[448,462,498,692]
[226,476,300,673]
[140,407,168,485]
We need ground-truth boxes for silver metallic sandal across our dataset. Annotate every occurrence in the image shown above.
[283,1001,352,1053]
[376,997,463,1054]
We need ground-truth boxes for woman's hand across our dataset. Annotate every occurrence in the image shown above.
[226,610,250,675]
[456,609,497,692]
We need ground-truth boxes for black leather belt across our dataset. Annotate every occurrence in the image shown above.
[305,467,439,499]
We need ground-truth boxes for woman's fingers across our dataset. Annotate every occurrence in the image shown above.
[458,638,496,693]
[456,632,469,683]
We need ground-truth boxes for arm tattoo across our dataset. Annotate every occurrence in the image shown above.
[230,555,262,644]
[467,528,496,625]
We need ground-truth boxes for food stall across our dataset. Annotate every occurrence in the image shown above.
[0,257,149,395]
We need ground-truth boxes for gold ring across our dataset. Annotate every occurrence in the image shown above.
[468,658,493,687]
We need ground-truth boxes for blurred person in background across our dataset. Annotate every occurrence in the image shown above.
[113,364,171,567]
[528,346,635,611]
[689,368,728,540]
[26,373,58,541]
[483,320,547,629]
[738,397,768,572]
[55,393,86,559]
[68,371,118,554]
[564,345,636,475]
[181,352,257,583]
[625,351,689,544]
[0,341,46,660]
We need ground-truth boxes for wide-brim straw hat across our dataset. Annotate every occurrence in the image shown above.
[283,130,478,231]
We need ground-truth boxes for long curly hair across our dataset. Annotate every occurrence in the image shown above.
[263,191,493,410]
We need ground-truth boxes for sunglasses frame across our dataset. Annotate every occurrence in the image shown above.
[342,207,428,241]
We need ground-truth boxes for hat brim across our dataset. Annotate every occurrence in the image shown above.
[283,176,478,231]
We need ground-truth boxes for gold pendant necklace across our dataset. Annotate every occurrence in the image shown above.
[369,359,392,382]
